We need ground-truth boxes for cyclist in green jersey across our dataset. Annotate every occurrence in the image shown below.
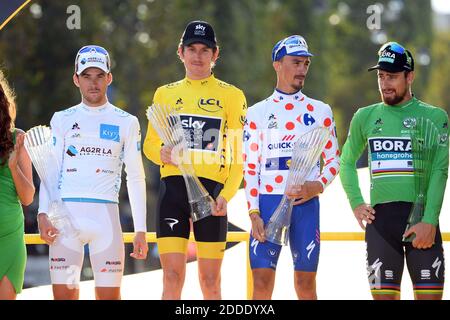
[0,70,35,300]
[340,42,448,300]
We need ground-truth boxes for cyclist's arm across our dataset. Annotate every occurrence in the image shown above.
[423,109,449,225]
[143,88,164,165]
[243,105,262,215]
[218,90,247,202]
[340,109,368,209]
[317,104,340,190]
[124,116,147,232]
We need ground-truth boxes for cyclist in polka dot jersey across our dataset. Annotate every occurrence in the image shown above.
[243,35,340,299]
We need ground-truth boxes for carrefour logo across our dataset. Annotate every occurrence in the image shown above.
[100,124,120,142]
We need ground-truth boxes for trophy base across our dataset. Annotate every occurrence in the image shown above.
[190,195,215,222]
[402,223,416,243]
[264,224,289,246]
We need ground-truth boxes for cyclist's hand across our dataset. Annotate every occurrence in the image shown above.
[403,222,436,249]
[353,204,376,230]
[37,213,59,245]
[130,232,148,259]
[250,213,265,242]
[213,196,227,216]
[160,146,178,166]
[286,181,323,205]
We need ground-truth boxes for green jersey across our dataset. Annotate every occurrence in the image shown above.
[340,97,449,225]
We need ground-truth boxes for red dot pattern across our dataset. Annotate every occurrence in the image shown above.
[248,170,256,176]
[285,103,294,110]
[243,153,247,161]
[321,177,328,185]
[250,188,258,197]
[250,122,257,130]
[250,143,259,151]
[275,175,283,183]
[248,163,256,169]
[336,150,341,156]
[247,201,251,209]
[243,180,247,188]
[324,118,332,127]
[266,185,274,192]
[325,140,332,149]
[307,104,314,111]
[330,167,337,175]
[286,122,295,130]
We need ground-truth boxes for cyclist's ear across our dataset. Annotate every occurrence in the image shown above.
[73,73,80,88]
[107,73,113,86]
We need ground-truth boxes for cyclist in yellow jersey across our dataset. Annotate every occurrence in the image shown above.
[144,20,247,300]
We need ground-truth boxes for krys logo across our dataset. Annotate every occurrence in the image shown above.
[100,124,120,142]
[198,98,222,113]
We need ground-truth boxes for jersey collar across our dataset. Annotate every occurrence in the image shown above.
[271,88,305,103]
[184,74,216,87]
[80,101,111,114]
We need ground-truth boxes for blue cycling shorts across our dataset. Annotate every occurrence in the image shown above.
[249,195,320,272]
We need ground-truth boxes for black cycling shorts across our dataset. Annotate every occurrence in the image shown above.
[156,176,227,259]
[365,202,445,296]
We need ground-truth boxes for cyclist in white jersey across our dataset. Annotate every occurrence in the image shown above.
[37,45,148,300]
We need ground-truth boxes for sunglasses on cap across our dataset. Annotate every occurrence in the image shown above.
[379,42,405,55]
[77,45,109,56]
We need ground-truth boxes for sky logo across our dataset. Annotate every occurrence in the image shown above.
[100,124,120,142]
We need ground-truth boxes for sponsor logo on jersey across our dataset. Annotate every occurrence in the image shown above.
[385,270,394,280]
[374,118,383,125]
[297,113,316,126]
[267,142,293,150]
[105,261,122,265]
[369,137,413,178]
[265,157,292,171]
[100,124,120,142]
[176,98,183,105]
[79,146,113,156]
[66,168,77,173]
[66,145,78,157]
[403,117,416,129]
[50,258,66,262]
[164,218,179,231]
[306,240,316,260]
[432,257,442,278]
[180,114,222,152]
[367,258,383,279]
[72,122,80,130]
[243,130,251,142]
[96,168,114,174]
[282,135,296,141]
[420,269,431,280]
[197,98,223,113]
[250,238,259,256]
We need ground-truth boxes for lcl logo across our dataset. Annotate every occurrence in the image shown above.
[198,98,222,113]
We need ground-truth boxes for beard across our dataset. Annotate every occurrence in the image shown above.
[381,87,408,105]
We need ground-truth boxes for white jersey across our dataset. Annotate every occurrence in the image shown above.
[243,89,340,213]
[38,102,147,232]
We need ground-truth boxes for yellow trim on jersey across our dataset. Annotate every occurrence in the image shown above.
[157,237,188,255]
[196,241,226,259]
[144,74,247,202]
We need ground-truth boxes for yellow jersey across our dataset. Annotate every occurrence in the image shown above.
[144,74,247,202]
